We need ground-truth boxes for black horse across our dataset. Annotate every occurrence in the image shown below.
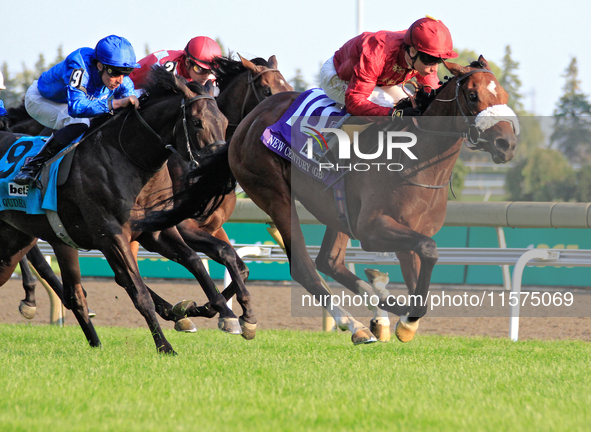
[0,67,231,354]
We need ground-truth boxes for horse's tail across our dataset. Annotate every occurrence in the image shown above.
[133,144,236,232]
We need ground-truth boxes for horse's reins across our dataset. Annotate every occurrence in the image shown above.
[410,69,494,148]
[397,68,495,192]
[119,94,225,172]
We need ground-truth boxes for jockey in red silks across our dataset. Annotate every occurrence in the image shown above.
[130,36,222,93]
[320,16,459,119]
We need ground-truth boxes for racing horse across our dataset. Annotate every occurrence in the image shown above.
[5,55,292,337]
[134,57,519,344]
[0,67,230,354]
[151,54,292,337]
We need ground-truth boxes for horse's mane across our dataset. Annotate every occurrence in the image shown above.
[211,54,272,92]
[6,103,32,123]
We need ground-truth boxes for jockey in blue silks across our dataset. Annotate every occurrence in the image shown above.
[14,35,141,186]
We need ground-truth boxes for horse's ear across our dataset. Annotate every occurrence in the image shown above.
[443,60,466,77]
[203,80,216,97]
[477,55,490,69]
[267,55,278,69]
[237,53,260,74]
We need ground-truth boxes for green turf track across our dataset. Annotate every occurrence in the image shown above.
[0,324,589,432]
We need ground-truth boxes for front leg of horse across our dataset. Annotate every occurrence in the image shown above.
[139,228,242,335]
[178,223,256,339]
[52,243,101,348]
[18,257,38,319]
[101,237,175,354]
[357,218,439,342]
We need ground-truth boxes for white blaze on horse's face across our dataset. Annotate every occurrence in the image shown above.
[279,79,286,87]
[486,81,498,98]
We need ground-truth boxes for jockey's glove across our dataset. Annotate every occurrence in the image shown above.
[389,106,421,123]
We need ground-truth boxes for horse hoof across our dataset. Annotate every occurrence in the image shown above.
[19,301,36,320]
[218,318,242,335]
[88,308,97,318]
[370,318,391,342]
[364,268,389,285]
[172,300,196,317]
[174,317,197,333]
[239,317,257,340]
[395,316,420,343]
[351,328,378,345]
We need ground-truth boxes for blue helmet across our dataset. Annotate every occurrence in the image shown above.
[95,35,140,72]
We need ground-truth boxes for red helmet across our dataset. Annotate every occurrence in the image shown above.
[404,17,458,59]
[184,36,222,68]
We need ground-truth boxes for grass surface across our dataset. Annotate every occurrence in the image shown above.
[0,325,590,432]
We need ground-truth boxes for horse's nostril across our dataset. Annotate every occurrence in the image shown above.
[495,138,510,152]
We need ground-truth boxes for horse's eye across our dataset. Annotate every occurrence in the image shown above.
[468,93,478,101]
[263,87,272,97]
[192,119,203,128]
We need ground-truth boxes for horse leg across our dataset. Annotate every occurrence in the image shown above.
[177,221,256,339]
[51,242,101,348]
[256,193,376,345]
[100,234,175,354]
[316,228,391,341]
[137,227,241,335]
[0,227,37,287]
[18,256,37,319]
[357,217,439,343]
[392,251,422,342]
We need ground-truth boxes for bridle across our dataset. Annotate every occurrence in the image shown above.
[411,68,494,149]
[235,68,281,124]
[398,69,494,192]
[120,94,225,172]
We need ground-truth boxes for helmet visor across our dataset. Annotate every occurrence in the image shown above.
[105,65,134,77]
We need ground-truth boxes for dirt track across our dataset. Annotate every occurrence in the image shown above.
[1,277,591,341]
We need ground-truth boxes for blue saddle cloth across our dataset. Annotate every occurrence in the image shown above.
[0,136,63,214]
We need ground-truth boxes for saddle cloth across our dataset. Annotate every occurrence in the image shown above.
[0,136,65,214]
[260,88,347,187]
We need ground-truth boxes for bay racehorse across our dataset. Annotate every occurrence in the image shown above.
[134,57,519,345]
[0,67,231,354]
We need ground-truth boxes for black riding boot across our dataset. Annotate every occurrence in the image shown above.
[13,135,67,185]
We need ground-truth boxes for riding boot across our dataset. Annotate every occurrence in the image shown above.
[13,135,67,185]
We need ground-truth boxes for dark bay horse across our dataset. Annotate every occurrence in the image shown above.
[4,55,292,338]
[0,67,230,354]
[150,54,292,337]
[134,57,518,345]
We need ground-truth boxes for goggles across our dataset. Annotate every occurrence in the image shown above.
[417,51,445,66]
[105,66,134,77]
[189,61,211,75]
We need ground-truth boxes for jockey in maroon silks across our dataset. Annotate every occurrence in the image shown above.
[130,36,222,91]
[320,16,459,119]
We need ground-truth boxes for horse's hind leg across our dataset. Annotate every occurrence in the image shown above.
[19,257,38,319]
[315,228,391,341]
[257,193,376,345]
[51,243,101,348]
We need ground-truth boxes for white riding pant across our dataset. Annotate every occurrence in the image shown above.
[25,81,90,130]
[319,56,407,109]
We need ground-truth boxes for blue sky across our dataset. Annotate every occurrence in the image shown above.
[2,0,590,115]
